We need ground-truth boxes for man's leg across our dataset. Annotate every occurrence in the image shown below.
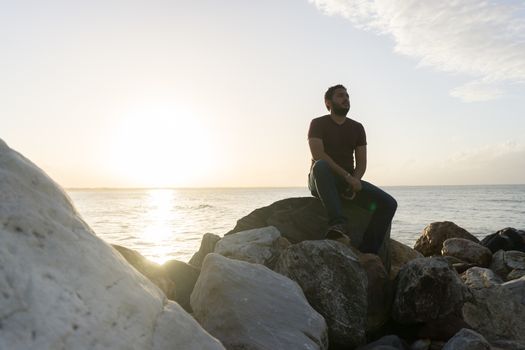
[352,180,397,254]
[308,160,347,227]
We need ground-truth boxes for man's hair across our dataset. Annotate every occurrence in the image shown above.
[324,84,347,111]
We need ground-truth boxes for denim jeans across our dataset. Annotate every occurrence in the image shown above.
[308,159,397,254]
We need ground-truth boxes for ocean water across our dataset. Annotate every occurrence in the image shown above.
[67,185,525,264]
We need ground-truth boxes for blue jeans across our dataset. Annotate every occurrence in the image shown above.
[308,159,397,254]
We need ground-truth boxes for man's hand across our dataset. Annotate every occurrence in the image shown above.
[345,175,362,192]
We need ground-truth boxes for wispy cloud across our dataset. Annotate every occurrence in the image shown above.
[310,0,525,102]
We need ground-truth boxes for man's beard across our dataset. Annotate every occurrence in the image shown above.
[332,105,349,116]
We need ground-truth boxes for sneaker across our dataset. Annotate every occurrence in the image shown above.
[326,224,351,245]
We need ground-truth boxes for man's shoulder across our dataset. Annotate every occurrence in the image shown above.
[345,117,364,127]
[311,115,331,123]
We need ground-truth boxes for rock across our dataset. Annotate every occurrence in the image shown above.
[226,197,392,272]
[359,253,393,334]
[442,328,490,350]
[490,250,525,280]
[462,277,525,342]
[188,233,221,268]
[112,244,176,298]
[508,269,525,281]
[0,139,224,350]
[390,239,423,280]
[490,340,525,350]
[410,339,431,350]
[441,238,492,267]
[191,253,328,350]
[356,334,409,350]
[162,260,200,312]
[392,257,467,324]
[414,221,478,257]
[461,267,503,289]
[480,227,525,253]
[274,240,367,349]
[214,226,283,267]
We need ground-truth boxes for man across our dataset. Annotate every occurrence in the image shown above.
[308,84,397,254]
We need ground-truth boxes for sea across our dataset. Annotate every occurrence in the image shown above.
[67,185,525,265]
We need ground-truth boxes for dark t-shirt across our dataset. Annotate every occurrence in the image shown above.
[308,115,367,174]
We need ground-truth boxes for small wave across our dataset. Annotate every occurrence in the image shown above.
[174,204,214,210]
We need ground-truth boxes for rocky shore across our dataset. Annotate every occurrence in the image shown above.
[1,138,524,350]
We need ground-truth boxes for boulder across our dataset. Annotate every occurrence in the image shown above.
[191,253,328,350]
[356,334,409,350]
[461,267,503,289]
[442,328,490,350]
[214,226,284,267]
[226,197,392,272]
[359,253,393,334]
[390,239,423,280]
[490,340,525,350]
[480,227,525,253]
[462,277,525,342]
[0,138,224,350]
[112,244,176,298]
[161,259,200,312]
[188,233,221,268]
[274,240,367,349]
[392,257,467,324]
[490,250,525,280]
[441,238,492,267]
[507,269,525,281]
[414,221,478,257]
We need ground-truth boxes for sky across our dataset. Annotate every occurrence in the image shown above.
[1,0,525,188]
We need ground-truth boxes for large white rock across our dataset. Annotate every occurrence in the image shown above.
[190,253,328,350]
[214,226,284,267]
[0,139,224,350]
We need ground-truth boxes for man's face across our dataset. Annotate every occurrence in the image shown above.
[327,88,350,116]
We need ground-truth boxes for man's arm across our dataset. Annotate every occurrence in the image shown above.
[353,145,367,180]
[309,137,362,191]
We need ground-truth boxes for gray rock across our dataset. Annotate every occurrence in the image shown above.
[508,269,525,281]
[414,222,478,257]
[462,276,525,342]
[490,250,525,280]
[393,257,466,324]
[274,240,367,349]
[0,138,224,350]
[191,253,328,350]
[441,238,492,267]
[461,267,503,289]
[226,197,392,272]
[188,233,221,268]
[490,340,525,350]
[357,335,409,350]
[505,250,525,270]
[162,259,200,312]
[490,250,510,279]
[390,239,423,280]
[442,328,490,350]
[214,226,283,267]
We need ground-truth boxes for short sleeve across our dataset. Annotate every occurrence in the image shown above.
[308,118,323,139]
[357,123,367,146]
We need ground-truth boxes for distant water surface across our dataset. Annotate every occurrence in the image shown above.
[67,185,525,264]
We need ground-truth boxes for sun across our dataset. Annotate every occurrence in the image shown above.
[109,105,216,187]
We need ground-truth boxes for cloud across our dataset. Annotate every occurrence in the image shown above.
[310,0,525,102]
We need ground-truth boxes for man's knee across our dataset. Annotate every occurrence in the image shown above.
[311,159,330,176]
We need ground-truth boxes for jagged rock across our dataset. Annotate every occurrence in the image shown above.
[356,334,409,350]
[274,240,366,349]
[392,257,467,324]
[0,139,224,350]
[461,267,503,289]
[191,253,328,350]
[226,197,392,272]
[490,250,525,280]
[390,239,423,280]
[162,260,200,312]
[359,253,392,334]
[462,277,525,343]
[414,222,478,257]
[508,269,525,281]
[480,227,525,253]
[214,226,283,267]
[188,233,221,268]
[441,238,492,267]
[442,328,490,350]
[112,244,176,298]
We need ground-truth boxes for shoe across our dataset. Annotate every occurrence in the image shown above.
[326,224,351,245]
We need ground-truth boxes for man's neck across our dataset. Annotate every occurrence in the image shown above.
[329,113,346,125]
